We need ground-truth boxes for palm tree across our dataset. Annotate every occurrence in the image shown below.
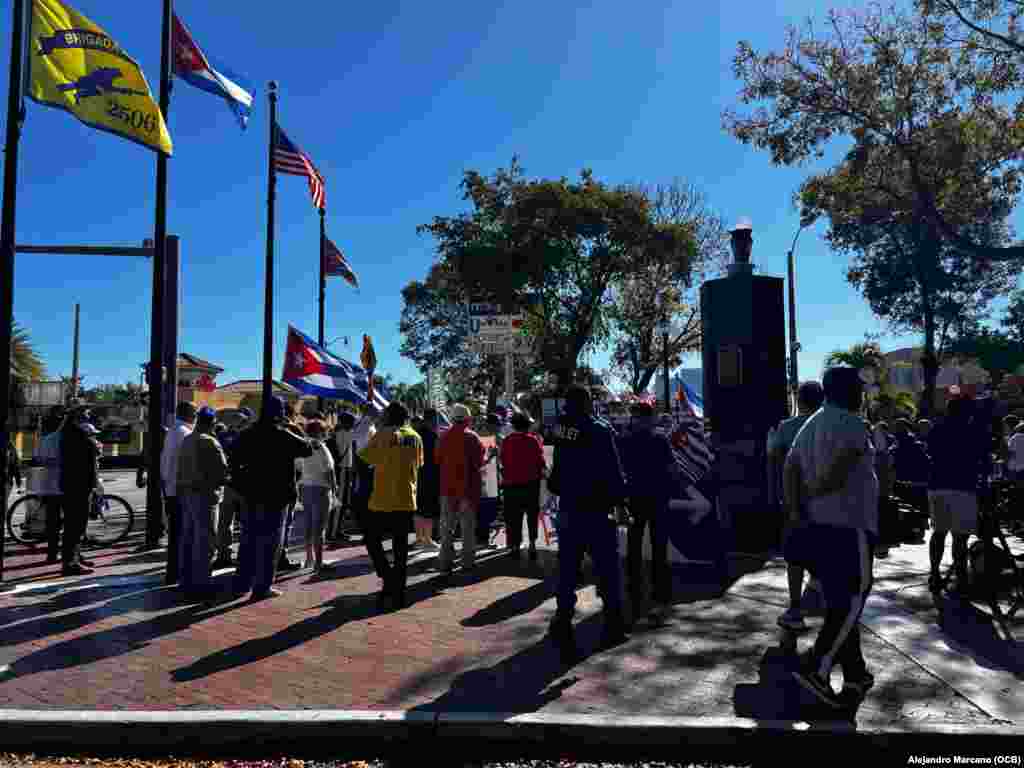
[825,339,918,419]
[11,320,45,381]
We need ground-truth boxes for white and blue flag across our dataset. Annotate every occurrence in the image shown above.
[172,14,254,129]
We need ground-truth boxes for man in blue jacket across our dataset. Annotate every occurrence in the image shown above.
[547,385,629,662]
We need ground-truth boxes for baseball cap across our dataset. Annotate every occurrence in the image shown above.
[451,404,472,422]
[198,406,216,420]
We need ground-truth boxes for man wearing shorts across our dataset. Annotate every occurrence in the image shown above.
[926,396,989,596]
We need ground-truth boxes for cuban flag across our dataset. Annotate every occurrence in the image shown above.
[172,14,254,129]
[282,326,389,409]
[676,376,705,419]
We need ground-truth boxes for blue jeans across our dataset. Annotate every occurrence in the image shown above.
[555,502,622,621]
[236,502,287,596]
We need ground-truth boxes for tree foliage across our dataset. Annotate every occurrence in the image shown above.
[724,3,1024,265]
[608,181,728,394]
[416,159,696,389]
[800,141,1018,415]
[11,320,45,382]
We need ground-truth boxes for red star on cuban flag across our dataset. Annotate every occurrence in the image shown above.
[282,330,321,381]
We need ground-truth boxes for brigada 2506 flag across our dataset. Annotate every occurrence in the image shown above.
[28,0,173,155]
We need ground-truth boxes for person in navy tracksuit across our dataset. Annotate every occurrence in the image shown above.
[547,385,629,662]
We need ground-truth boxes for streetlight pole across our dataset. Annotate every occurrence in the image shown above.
[787,225,806,414]
[658,317,671,415]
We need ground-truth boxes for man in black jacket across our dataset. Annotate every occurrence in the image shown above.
[547,385,629,662]
[229,397,312,600]
[59,406,100,576]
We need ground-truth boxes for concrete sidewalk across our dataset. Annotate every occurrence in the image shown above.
[0,520,1021,757]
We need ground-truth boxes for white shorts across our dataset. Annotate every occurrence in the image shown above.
[927,490,978,535]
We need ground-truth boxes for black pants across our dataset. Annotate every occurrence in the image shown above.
[145,488,166,546]
[165,496,182,585]
[503,481,540,551]
[627,497,671,605]
[361,511,413,600]
[788,523,874,680]
[45,496,63,561]
[61,494,89,567]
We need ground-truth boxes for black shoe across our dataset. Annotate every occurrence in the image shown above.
[600,616,630,649]
[793,660,841,709]
[840,672,875,703]
[529,547,538,561]
[549,618,579,665]
[508,546,522,558]
[211,556,234,570]
[45,555,60,565]
[250,588,283,601]
[62,564,93,576]
[277,558,301,573]
[77,557,95,568]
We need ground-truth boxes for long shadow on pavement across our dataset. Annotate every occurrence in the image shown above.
[169,569,460,683]
[0,576,248,680]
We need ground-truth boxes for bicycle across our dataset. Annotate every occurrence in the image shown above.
[6,479,135,548]
[972,481,1024,624]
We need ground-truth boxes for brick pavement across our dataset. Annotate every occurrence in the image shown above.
[0,519,1019,731]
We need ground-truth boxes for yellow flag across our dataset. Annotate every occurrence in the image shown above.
[28,0,173,155]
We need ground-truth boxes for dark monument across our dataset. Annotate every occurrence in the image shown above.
[700,218,788,552]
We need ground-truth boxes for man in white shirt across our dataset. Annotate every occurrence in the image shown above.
[35,408,65,565]
[784,367,878,711]
[160,402,196,586]
[327,412,357,543]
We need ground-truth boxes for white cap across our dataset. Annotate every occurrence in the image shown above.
[731,216,753,232]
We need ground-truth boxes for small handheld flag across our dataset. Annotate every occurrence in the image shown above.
[28,0,172,155]
[273,125,325,210]
[172,13,254,130]
[324,237,359,288]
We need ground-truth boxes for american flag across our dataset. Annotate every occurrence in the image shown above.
[324,236,359,288]
[273,125,325,210]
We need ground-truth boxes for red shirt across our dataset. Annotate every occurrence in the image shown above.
[436,423,486,501]
[500,431,546,486]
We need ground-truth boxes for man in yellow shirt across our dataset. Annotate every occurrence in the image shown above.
[359,402,424,609]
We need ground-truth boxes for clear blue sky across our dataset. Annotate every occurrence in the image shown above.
[1,0,1009,392]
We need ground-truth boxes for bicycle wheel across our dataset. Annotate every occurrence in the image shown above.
[84,494,135,546]
[6,495,49,546]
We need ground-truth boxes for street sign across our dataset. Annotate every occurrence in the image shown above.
[470,336,533,356]
[469,302,501,317]
[469,314,524,336]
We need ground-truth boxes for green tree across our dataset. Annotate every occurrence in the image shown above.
[724,3,1024,271]
[11,320,45,382]
[417,159,695,389]
[399,263,539,411]
[608,180,728,394]
[801,144,1018,415]
[948,325,1024,384]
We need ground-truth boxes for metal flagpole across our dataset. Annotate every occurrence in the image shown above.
[145,0,172,559]
[0,0,26,582]
[317,208,325,412]
[262,83,279,415]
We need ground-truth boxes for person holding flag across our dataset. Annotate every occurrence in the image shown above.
[361,335,378,405]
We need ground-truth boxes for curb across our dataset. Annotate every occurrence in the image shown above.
[0,710,1020,759]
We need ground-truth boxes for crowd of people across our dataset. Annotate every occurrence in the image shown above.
[11,366,1013,712]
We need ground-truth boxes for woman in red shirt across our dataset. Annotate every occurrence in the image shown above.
[500,412,547,559]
